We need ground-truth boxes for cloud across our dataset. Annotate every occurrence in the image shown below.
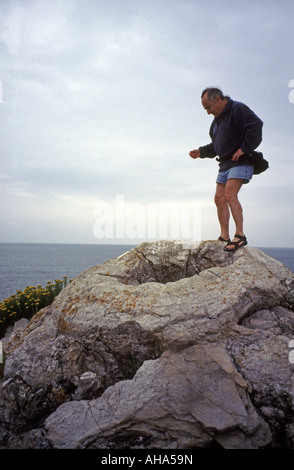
[0,0,293,246]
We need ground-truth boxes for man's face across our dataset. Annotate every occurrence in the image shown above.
[201,93,225,118]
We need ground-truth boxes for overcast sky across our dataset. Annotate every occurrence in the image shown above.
[1,0,294,247]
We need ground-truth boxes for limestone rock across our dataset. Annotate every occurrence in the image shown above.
[0,240,294,448]
[44,343,271,449]
[1,318,29,349]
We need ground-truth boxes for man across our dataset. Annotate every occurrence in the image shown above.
[189,87,263,252]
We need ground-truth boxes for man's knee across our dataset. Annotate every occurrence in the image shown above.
[224,189,238,204]
[224,179,243,204]
[214,193,226,207]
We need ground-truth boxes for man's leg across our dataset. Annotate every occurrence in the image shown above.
[224,178,245,249]
[224,178,247,251]
[214,183,230,240]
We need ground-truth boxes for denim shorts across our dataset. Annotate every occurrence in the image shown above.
[216,164,254,185]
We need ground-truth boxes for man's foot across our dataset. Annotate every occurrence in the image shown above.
[223,234,247,252]
[218,236,230,242]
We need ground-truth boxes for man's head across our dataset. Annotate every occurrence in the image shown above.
[201,87,228,117]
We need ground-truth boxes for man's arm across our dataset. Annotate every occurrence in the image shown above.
[189,143,217,159]
[234,103,263,154]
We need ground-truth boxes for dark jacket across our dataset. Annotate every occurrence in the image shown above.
[199,98,263,170]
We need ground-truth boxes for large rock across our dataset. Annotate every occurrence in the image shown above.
[44,343,271,449]
[0,240,294,448]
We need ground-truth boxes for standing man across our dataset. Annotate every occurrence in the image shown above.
[189,87,263,252]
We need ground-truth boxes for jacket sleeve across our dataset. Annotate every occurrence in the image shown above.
[234,103,263,154]
[199,143,217,158]
[199,121,217,158]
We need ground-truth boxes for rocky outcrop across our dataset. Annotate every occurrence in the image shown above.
[1,240,294,448]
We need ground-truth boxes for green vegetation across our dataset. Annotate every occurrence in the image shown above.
[0,277,69,338]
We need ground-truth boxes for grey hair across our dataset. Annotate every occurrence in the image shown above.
[201,87,229,101]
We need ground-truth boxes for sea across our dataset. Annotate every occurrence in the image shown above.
[0,242,293,303]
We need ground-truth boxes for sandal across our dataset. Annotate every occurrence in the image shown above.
[218,236,230,242]
[224,234,247,252]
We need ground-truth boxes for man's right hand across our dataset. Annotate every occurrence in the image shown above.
[189,149,200,159]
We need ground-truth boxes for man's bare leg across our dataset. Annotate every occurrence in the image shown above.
[224,178,246,250]
[214,183,230,240]
[214,179,246,247]
[224,178,244,234]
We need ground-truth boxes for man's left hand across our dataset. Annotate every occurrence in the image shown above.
[232,149,244,161]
